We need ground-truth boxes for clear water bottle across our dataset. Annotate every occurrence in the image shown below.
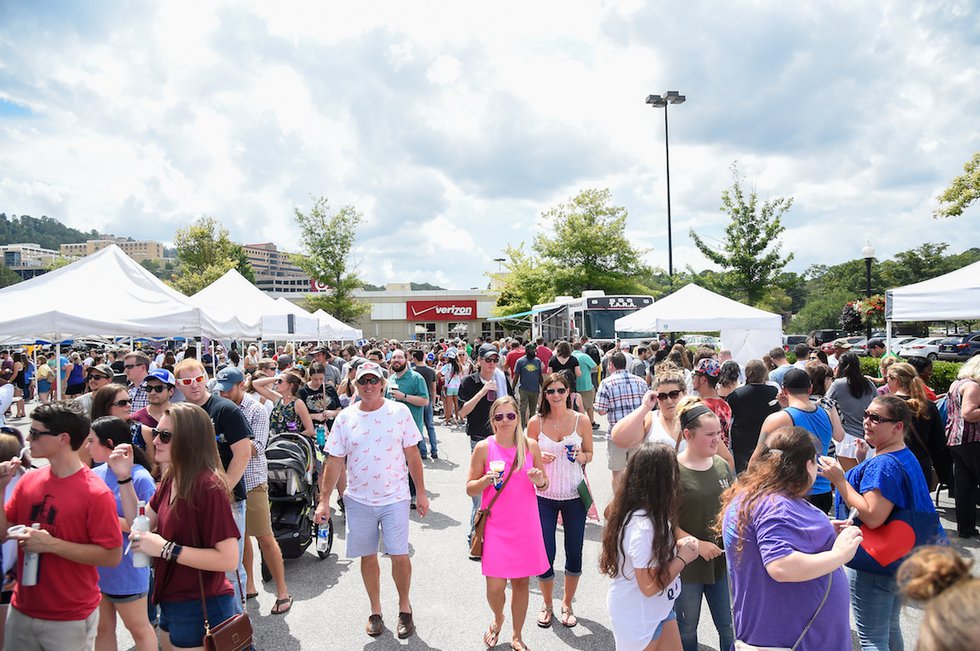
[315,425,326,449]
[316,522,330,553]
[131,501,151,568]
[21,523,41,586]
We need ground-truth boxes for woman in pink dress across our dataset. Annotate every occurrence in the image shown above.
[467,396,549,650]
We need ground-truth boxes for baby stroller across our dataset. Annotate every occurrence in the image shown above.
[261,432,332,580]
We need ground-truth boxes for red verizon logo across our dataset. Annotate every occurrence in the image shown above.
[406,300,477,320]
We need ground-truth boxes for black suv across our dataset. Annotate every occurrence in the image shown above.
[938,332,980,362]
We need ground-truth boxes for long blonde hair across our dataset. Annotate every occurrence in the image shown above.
[490,396,528,470]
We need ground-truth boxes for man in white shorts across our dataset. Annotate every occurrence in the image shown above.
[314,362,429,640]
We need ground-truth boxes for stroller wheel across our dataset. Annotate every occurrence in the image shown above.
[317,517,334,559]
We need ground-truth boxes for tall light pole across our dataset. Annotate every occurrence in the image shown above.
[493,257,506,271]
[862,241,875,339]
[646,90,685,283]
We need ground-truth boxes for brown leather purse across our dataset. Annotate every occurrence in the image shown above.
[469,456,518,559]
[198,569,253,651]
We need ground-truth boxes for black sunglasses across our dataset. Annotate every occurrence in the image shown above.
[545,387,567,396]
[657,390,683,400]
[28,428,59,441]
[357,377,382,386]
[863,411,900,424]
[151,428,173,444]
[145,384,169,393]
[112,399,132,408]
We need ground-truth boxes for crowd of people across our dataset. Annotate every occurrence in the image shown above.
[0,332,977,650]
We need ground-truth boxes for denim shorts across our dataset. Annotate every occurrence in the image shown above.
[159,595,237,649]
[653,609,677,641]
[103,591,147,604]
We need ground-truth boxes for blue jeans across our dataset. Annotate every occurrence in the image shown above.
[847,568,904,651]
[674,575,735,651]
[536,496,586,580]
[227,499,247,614]
[418,403,438,457]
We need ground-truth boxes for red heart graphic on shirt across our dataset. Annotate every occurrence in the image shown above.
[860,520,915,567]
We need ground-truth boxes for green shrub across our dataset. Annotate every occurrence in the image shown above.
[858,355,961,395]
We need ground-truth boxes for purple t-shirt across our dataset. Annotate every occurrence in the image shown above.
[722,494,850,651]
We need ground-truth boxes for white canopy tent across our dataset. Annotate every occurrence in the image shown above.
[0,245,255,341]
[312,309,363,341]
[192,270,319,340]
[614,284,782,364]
[884,259,980,346]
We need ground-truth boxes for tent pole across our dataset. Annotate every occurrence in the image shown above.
[55,342,63,401]
[886,321,892,352]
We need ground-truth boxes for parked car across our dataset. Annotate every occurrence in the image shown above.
[783,334,808,351]
[897,336,947,360]
[845,336,868,356]
[682,334,722,349]
[890,337,920,355]
[937,332,980,362]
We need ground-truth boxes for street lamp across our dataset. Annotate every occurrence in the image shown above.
[862,241,875,339]
[646,90,686,283]
[493,257,506,271]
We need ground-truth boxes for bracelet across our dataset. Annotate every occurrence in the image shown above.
[171,544,182,563]
[116,476,132,485]
[676,555,689,568]
[162,541,173,561]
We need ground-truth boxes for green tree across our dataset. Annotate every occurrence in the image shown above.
[532,188,654,297]
[492,244,555,320]
[169,217,255,295]
[689,162,794,305]
[292,197,369,323]
[790,289,852,333]
[0,264,21,288]
[43,256,76,271]
[934,152,980,218]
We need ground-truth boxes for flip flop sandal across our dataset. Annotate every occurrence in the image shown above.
[510,641,530,651]
[271,596,293,615]
[536,604,553,628]
[483,622,500,648]
[245,592,258,600]
[560,605,577,628]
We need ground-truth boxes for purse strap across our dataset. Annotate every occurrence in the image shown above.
[191,489,247,634]
[790,570,832,650]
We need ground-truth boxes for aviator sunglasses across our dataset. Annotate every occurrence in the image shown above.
[151,428,173,444]
[544,387,567,396]
[492,412,517,422]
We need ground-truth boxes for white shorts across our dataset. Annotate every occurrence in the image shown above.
[344,497,411,557]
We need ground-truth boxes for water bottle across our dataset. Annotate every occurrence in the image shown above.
[131,501,151,568]
[315,425,326,449]
[316,522,330,553]
[21,523,41,586]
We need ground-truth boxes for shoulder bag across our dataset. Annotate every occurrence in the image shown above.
[469,455,518,559]
[734,571,832,651]
[193,508,253,651]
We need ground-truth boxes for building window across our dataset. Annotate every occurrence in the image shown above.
[414,323,436,342]
[482,322,495,341]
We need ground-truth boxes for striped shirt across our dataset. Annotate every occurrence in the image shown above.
[240,393,270,492]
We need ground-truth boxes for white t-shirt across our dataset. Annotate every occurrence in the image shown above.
[327,399,421,506]
[608,510,682,651]
[0,384,14,427]
[645,415,687,453]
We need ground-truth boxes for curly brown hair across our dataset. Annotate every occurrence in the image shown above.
[600,443,680,589]
[715,426,817,560]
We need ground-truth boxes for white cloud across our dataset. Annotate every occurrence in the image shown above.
[0,0,978,290]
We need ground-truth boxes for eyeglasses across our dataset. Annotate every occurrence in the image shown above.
[493,413,518,422]
[545,387,568,396]
[144,384,169,393]
[356,377,382,386]
[483,357,499,363]
[273,379,283,385]
[151,428,173,444]
[112,399,132,408]
[176,374,206,386]
[124,364,144,370]
[28,428,59,440]
[657,390,683,401]
[863,411,900,424]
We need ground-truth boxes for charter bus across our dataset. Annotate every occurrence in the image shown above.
[531,291,655,344]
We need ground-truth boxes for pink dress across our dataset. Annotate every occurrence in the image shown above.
[480,437,549,579]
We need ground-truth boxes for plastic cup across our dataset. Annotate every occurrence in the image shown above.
[489,460,505,489]
[565,444,576,462]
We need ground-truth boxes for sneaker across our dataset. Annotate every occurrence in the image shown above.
[337,497,345,514]
[396,611,415,639]
[410,496,417,510]
[431,452,439,459]
[366,614,384,637]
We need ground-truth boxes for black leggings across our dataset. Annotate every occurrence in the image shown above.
[951,442,980,536]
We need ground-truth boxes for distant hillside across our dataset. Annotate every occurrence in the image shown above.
[361,282,447,291]
[0,213,97,250]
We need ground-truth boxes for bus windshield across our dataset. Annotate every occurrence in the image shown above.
[585,310,633,340]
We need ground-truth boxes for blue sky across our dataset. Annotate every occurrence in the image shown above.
[1,0,978,289]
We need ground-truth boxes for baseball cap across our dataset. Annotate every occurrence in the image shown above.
[425,352,435,362]
[832,338,852,349]
[213,367,244,392]
[355,361,385,380]
[312,346,329,355]
[620,341,631,350]
[86,363,114,379]
[695,358,721,378]
[867,338,886,349]
[783,368,812,390]
[143,368,176,386]
[445,350,457,359]
[480,345,499,360]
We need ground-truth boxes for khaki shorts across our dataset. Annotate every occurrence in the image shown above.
[579,389,595,413]
[245,483,273,537]
[607,440,639,472]
[6,606,98,651]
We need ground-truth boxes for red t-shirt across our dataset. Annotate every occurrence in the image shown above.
[5,465,120,620]
[505,349,524,376]
[536,346,553,369]
[150,473,238,603]
[131,408,159,428]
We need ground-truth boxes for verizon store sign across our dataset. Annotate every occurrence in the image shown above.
[407,300,477,321]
